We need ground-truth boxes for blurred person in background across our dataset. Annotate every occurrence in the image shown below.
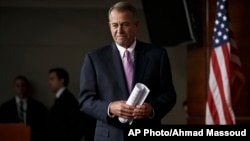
[0,75,48,141]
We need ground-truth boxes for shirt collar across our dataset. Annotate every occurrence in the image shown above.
[15,96,27,104]
[116,39,136,60]
[55,87,66,98]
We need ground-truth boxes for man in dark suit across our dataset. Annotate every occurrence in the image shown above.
[78,1,177,141]
[48,67,95,141]
[0,75,48,141]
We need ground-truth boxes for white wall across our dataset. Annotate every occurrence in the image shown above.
[0,0,187,124]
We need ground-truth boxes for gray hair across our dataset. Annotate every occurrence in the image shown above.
[108,1,137,20]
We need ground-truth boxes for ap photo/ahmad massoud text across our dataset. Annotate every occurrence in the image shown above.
[125,125,249,138]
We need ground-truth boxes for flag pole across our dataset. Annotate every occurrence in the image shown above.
[204,0,209,125]
[205,0,209,94]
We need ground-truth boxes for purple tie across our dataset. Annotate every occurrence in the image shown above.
[123,50,134,92]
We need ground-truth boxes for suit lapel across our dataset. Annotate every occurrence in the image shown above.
[12,99,20,122]
[104,42,148,97]
[106,43,129,97]
[133,41,148,86]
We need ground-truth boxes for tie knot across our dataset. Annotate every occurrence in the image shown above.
[124,50,130,58]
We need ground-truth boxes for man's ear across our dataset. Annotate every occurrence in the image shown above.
[59,78,65,86]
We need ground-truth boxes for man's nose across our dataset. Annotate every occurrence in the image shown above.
[117,26,124,33]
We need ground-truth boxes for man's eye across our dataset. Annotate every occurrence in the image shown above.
[123,23,129,27]
[112,24,118,28]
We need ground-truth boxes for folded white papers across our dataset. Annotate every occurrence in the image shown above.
[118,83,150,125]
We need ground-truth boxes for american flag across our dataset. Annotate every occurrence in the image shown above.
[205,0,245,125]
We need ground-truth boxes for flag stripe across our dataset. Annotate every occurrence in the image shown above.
[210,45,232,124]
[206,0,244,125]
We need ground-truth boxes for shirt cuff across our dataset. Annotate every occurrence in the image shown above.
[107,102,115,118]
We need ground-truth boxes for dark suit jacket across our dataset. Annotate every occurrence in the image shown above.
[79,40,177,141]
[48,89,91,141]
[0,97,48,141]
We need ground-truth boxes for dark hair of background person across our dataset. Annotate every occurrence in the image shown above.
[48,68,69,87]
[14,75,29,85]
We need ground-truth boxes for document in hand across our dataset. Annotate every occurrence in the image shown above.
[118,83,150,124]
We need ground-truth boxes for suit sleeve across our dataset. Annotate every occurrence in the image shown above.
[78,53,110,123]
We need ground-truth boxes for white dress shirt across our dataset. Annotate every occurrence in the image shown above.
[116,40,136,63]
[55,87,66,99]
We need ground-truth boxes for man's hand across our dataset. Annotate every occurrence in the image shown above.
[133,103,153,119]
[109,100,135,119]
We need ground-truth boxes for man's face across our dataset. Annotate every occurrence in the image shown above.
[48,72,64,93]
[14,79,29,99]
[109,9,139,48]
